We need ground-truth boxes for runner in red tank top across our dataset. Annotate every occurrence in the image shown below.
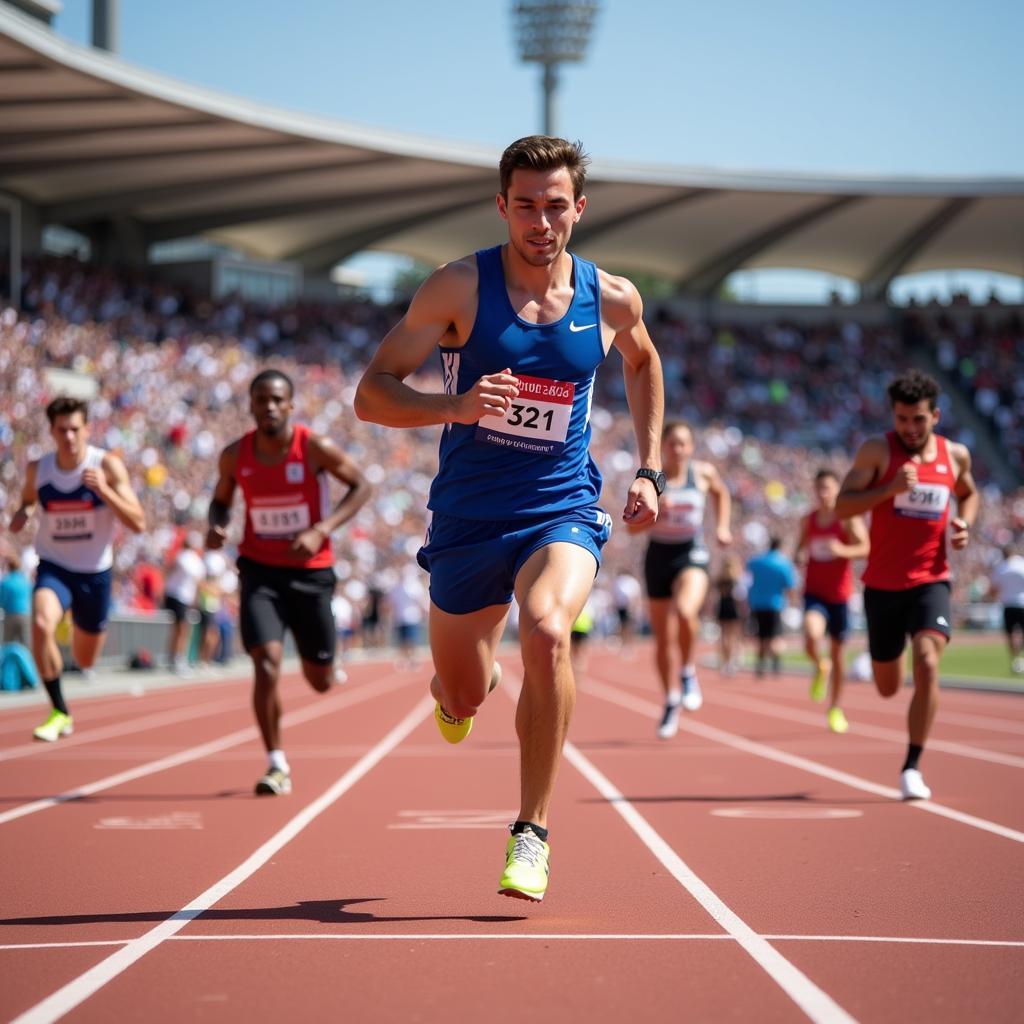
[207,369,371,796]
[836,370,978,801]
[795,469,869,735]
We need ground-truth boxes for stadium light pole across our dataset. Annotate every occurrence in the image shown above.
[512,1,600,137]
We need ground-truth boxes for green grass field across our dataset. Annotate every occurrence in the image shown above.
[782,634,1023,688]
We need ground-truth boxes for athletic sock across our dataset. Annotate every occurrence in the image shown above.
[268,749,290,773]
[681,664,696,681]
[511,820,548,842]
[902,743,923,773]
[43,677,68,716]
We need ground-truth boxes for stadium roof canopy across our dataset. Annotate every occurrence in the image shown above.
[2,5,1023,299]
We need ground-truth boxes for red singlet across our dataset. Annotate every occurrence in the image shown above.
[863,432,953,591]
[804,512,854,603]
[236,423,332,569]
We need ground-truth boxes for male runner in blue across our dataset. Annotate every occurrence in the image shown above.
[356,136,664,901]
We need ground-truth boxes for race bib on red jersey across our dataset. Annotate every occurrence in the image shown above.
[475,374,574,456]
[248,495,311,538]
[893,483,950,521]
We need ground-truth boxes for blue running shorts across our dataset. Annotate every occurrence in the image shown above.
[35,559,112,634]
[417,507,612,615]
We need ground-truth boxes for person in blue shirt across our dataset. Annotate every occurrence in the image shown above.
[355,136,664,903]
[746,536,797,676]
[1,548,32,647]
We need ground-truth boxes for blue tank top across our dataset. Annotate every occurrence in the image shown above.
[428,245,605,520]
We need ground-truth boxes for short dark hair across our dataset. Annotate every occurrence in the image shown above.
[499,136,589,201]
[768,536,782,551]
[662,419,692,441]
[814,468,839,484]
[250,369,294,398]
[887,369,940,410]
[46,396,88,425]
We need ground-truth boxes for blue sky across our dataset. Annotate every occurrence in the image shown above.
[51,1,1024,300]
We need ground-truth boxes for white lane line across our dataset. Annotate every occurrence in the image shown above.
[0,674,414,827]
[582,679,1024,845]
[0,695,248,764]
[9,693,434,1024]
[563,739,859,1024]
[708,690,1024,770]
[3,934,1023,950]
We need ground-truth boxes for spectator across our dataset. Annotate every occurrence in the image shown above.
[746,537,797,677]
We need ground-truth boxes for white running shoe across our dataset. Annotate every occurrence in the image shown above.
[657,700,681,739]
[1012,656,1024,675]
[681,674,703,712]
[899,768,931,801]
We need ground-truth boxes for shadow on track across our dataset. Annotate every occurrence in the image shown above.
[1,898,526,927]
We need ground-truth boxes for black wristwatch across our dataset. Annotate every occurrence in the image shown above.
[635,468,667,496]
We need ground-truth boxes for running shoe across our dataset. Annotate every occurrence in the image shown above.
[33,710,73,742]
[899,768,931,801]
[434,662,502,745]
[1012,656,1024,675]
[827,706,849,734]
[657,699,681,739]
[681,674,703,712]
[254,767,292,796]
[809,661,829,703]
[498,826,550,902]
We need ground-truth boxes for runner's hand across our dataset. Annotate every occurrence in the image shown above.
[950,517,970,550]
[9,509,28,534]
[623,478,658,526]
[451,369,520,423]
[717,527,733,546]
[890,463,917,494]
[290,528,326,558]
[206,526,227,550]
[81,467,110,499]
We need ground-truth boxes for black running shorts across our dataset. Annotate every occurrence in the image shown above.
[238,556,336,664]
[644,539,709,599]
[863,581,952,663]
[1004,606,1024,638]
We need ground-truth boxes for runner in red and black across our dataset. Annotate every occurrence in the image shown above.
[795,468,869,735]
[207,369,372,796]
[836,369,978,801]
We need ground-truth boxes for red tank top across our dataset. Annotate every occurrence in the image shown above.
[863,432,953,591]
[237,423,332,569]
[804,512,854,603]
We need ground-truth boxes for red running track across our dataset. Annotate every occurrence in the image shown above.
[1,645,1022,1023]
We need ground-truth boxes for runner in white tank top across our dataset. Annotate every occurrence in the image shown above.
[9,397,145,742]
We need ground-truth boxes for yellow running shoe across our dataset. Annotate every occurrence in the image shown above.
[809,660,829,703]
[33,710,73,742]
[827,706,849,734]
[498,826,549,902]
[434,663,502,745]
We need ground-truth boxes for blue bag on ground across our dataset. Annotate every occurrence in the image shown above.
[0,642,40,690]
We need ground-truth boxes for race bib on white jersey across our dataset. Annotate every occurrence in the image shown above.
[249,497,311,538]
[893,483,950,521]
[47,500,96,542]
[809,537,837,562]
[476,374,574,456]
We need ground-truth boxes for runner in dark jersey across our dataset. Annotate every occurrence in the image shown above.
[836,370,978,800]
[207,370,371,796]
[794,469,869,734]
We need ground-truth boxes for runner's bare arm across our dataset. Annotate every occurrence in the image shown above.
[603,273,664,526]
[354,260,520,427]
[704,462,733,546]
[794,516,810,567]
[950,443,979,550]
[833,514,870,560]
[8,462,38,534]
[83,453,145,533]
[206,443,239,550]
[835,437,904,517]
[289,437,374,557]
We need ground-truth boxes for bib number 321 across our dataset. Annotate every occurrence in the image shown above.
[476,374,574,456]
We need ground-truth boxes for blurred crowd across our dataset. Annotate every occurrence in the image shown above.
[2,256,1022,647]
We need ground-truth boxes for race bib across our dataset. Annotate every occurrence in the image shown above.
[249,499,310,538]
[809,536,837,562]
[893,483,950,521]
[47,500,95,541]
[476,374,574,456]
[662,501,701,539]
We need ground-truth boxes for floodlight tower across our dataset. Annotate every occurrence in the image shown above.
[512,1,600,137]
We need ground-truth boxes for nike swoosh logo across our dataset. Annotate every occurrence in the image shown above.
[569,321,597,332]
